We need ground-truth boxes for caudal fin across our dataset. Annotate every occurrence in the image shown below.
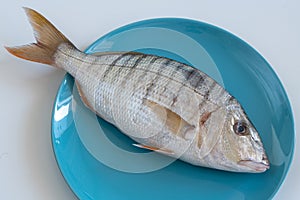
[5,7,74,65]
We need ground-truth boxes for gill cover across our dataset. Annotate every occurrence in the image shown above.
[198,108,226,158]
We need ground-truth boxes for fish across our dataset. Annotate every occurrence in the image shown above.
[5,8,269,173]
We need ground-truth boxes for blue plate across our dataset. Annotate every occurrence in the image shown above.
[52,18,294,200]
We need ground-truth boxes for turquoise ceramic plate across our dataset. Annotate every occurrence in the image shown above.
[52,18,294,200]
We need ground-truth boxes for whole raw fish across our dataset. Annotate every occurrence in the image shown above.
[5,8,269,173]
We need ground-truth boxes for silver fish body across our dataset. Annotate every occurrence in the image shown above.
[6,8,269,173]
[54,43,269,172]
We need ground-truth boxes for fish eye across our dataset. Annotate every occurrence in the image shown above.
[233,121,249,136]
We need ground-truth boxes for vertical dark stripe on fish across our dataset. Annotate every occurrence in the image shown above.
[149,56,161,64]
[126,54,138,64]
[143,78,156,101]
[194,73,205,89]
[145,82,155,99]
[226,95,235,105]
[204,81,217,100]
[175,63,186,73]
[169,63,194,107]
[109,53,128,66]
[197,82,217,112]
[163,59,171,66]
[127,55,160,91]
[102,53,136,81]
[101,65,113,80]
[143,58,168,100]
[171,63,204,107]
[132,54,147,68]
[120,54,148,86]
[136,56,160,85]
[132,60,157,106]
[155,59,177,102]
[162,61,184,106]
[110,51,144,66]
[197,80,217,110]
[182,67,195,80]
[184,69,205,89]
[112,54,137,83]
[101,54,125,79]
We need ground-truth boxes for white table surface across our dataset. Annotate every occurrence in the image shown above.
[1,0,299,199]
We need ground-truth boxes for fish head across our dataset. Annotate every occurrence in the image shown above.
[212,99,269,173]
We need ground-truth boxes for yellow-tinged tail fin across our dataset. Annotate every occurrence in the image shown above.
[5,7,74,65]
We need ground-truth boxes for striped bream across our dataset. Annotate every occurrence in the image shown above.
[5,8,269,173]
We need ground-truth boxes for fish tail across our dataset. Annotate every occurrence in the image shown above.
[5,7,74,66]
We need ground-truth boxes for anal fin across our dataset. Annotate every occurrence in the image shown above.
[133,144,174,155]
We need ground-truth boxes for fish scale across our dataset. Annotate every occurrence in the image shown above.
[5,8,269,173]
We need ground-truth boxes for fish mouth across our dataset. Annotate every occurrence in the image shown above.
[238,160,270,172]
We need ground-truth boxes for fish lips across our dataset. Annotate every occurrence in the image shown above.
[238,159,270,173]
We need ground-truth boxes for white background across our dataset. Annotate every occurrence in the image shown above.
[0,0,299,199]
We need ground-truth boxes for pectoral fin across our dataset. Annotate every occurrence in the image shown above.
[144,99,195,139]
[133,144,174,155]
